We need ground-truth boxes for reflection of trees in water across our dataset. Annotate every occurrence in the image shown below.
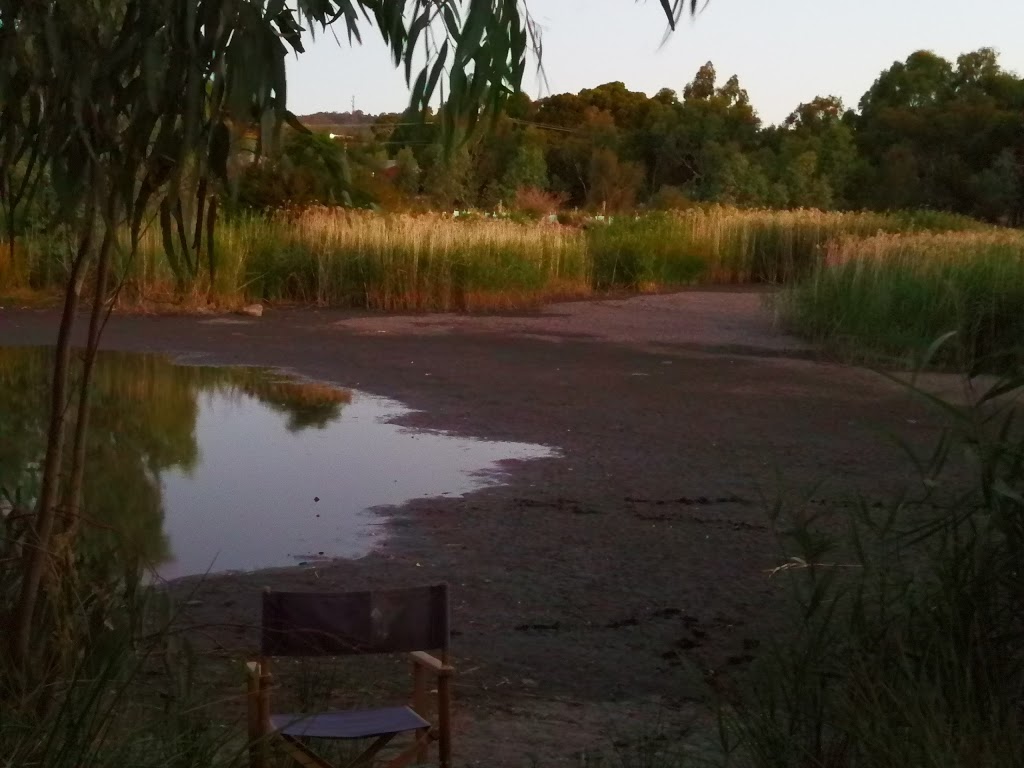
[0,348,350,574]
[239,380,352,431]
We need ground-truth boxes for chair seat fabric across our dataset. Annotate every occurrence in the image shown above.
[270,706,430,739]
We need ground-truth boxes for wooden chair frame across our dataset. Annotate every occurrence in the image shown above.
[246,586,454,768]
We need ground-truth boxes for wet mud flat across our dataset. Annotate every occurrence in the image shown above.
[0,291,965,765]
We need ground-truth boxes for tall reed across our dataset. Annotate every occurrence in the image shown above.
[587,207,986,288]
[127,208,591,311]
[776,230,1024,370]
[1,205,992,309]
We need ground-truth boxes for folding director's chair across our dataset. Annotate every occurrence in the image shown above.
[246,584,454,768]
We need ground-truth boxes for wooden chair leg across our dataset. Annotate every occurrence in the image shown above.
[438,674,452,768]
[345,733,396,768]
[412,661,430,765]
[258,666,275,768]
[383,730,435,768]
[281,735,338,768]
[246,662,268,768]
[282,731,424,768]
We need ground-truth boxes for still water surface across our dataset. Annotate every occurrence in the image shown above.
[0,348,554,579]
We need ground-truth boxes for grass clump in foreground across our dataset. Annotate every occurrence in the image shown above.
[776,230,1024,371]
[721,366,1024,767]
[0,569,244,768]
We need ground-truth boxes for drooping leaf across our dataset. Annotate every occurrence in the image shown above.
[284,111,311,135]
[209,121,232,182]
[159,199,186,287]
[206,195,218,287]
[405,10,433,85]
[171,199,196,277]
[423,41,449,111]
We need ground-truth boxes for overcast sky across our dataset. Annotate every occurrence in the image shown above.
[285,0,1024,126]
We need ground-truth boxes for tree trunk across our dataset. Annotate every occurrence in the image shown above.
[59,222,114,543]
[8,210,96,673]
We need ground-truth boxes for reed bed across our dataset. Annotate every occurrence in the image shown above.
[588,207,985,288]
[139,208,590,311]
[0,205,992,311]
[776,229,1024,369]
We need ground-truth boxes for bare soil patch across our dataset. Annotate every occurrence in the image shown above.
[0,290,963,765]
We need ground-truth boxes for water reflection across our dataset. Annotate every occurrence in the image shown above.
[0,348,554,579]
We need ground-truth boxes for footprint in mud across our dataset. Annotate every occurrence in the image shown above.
[661,636,701,667]
[514,622,561,632]
[606,607,697,629]
[625,494,752,507]
[658,614,709,664]
[726,654,757,667]
[513,497,601,515]
[651,607,683,619]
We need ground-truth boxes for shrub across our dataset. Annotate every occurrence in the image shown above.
[512,186,566,219]
[649,185,694,212]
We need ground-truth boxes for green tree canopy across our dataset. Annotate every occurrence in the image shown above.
[341,47,1023,223]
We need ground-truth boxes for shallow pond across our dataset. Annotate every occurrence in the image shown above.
[0,348,555,579]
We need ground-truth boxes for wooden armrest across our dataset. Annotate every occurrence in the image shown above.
[410,651,455,676]
[245,660,274,683]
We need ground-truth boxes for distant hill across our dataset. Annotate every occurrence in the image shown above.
[299,111,399,127]
[300,110,371,126]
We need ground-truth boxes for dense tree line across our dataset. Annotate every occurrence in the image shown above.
[244,48,1024,224]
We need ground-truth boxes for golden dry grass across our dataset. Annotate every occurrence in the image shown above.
[822,229,1024,267]
[1,205,990,310]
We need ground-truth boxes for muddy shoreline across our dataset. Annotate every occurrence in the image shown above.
[0,292,955,764]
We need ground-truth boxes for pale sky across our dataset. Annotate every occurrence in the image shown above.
[286,0,1024,126]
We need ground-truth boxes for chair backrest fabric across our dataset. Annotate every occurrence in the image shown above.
[261,584,449,656]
